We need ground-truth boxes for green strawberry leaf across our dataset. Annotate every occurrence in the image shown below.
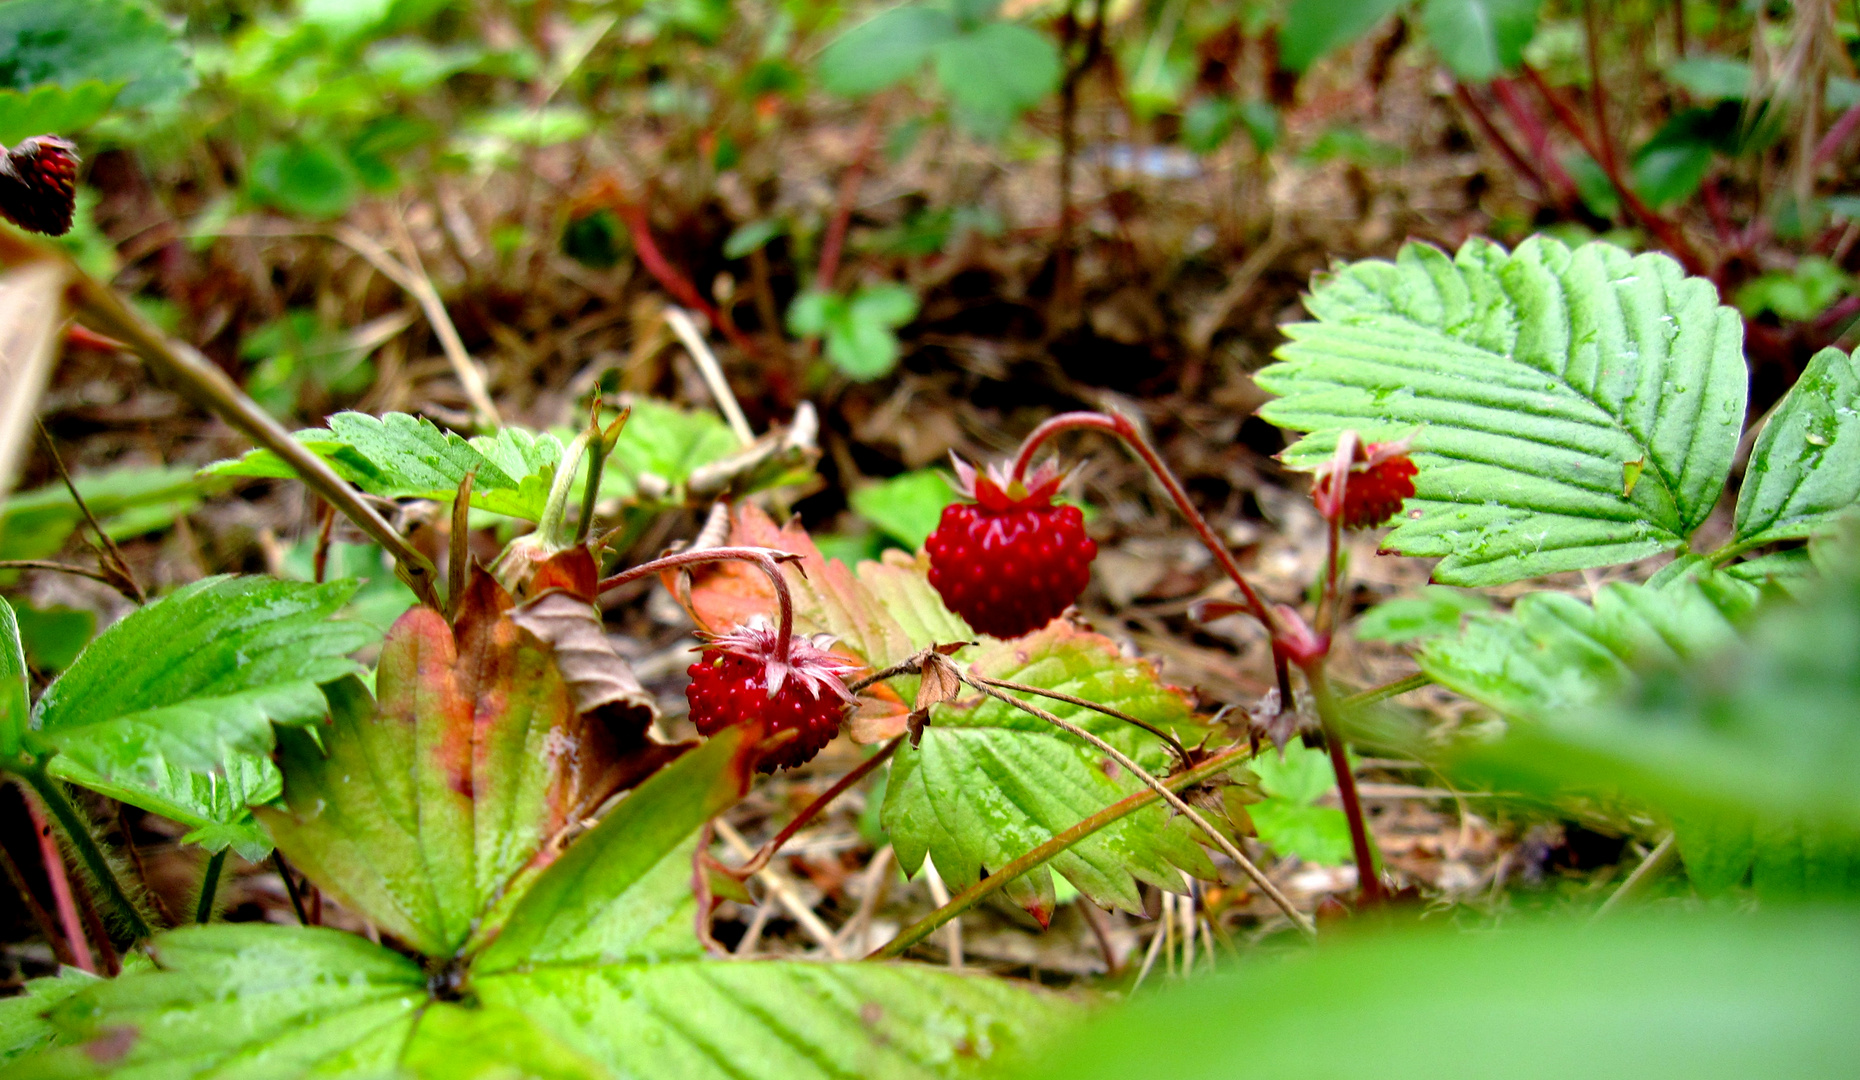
[1248,741,1355,866]
[815,6,960,97]
[18,924,426,1077]
[885,621,1217,920]
[0,0,194,110]
[1016,911,1860,1080]
[1352,585,1492,643]
[1417,0,1541,82]
[1419,575,1756,719]
[930,22,1061,140]
[1732,346,1860,551]
[0,80,119,146]
[1259,237,1748,585]
[1,463,207,563]
[262,565,671,958]
[0,966,98,1065]
[401,1003,607,1080]
[603,397,740,503]
[1278,0,1406,72]
[1451,531,1860,896]
[30,576,374,855]
[851,469,959,550]
[471,960,1072,1080]
[204,412,563,520]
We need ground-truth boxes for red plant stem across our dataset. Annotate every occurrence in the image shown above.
[1011,411,1281,636]
[1814,101,1860,165]
[1490,78,1582,204]
[610,199,760,357]
[22,790,92,972]
[1453,83,1557,203]
[1521,65,1709,276]
[815,99,886,293]
[0,834,76,967]
[716,737,902,882]
[1311,674,1383,906]
[1581,0,1620,179]
[598,546,799,665]
[312,501,335,584]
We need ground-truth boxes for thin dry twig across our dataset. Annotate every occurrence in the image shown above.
[712,818,843,959]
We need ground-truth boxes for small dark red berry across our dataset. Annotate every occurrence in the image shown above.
[925,457,1097,639]
[685,618,857,772]
[0,136,79,237]
[1311,438,1417,529]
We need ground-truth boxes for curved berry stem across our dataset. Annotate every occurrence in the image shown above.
[711,737,903,882]
[1011,411,1281,637]
[1308,673,1384,906]
[597,545,799,665]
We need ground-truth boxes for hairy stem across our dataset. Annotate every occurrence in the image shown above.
[0,831,76,967]
[869,742,1260,959]
[21,766,151,941]
[960,674,1315,937]
[597,546,799,664]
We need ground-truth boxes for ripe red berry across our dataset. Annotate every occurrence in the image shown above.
[685,618,858,772]
[1311,438,1418,529]
[0,136,79,237]
[925,457,1096,639]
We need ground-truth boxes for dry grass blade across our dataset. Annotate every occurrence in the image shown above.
[0,260,68,504]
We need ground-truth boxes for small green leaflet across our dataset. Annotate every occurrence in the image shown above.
[1418,0,1541,83]
[1278,0,1406,72]
[1353,586,1492,643]
[28,576,374,858]
[0,597,26,759]
[1,462,207,562]
[884,621,1217,919]
[850,469,959,550]
[1260,237,1748,585]
[204,412,563,520]
[0,80,119,145]
[1732,346,1860,551]
[0,0,196,110]
[1248,742,1354,867]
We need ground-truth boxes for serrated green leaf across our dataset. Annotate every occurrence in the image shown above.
[1,463,205,562]
[204,412,563,520]
[1259,237,1748,585]
[0,0,194,110]
[0,967,98,1065]
[1248,741,1355,866]
[0,596,24,759]
[0,80,118,145]
[816,6,959,98]
[1016,911,1860,1080]
[931,22,1061,140]
[469,962,1071,1080]
[1278,0,1407,72]
[851,469,958,550]
[30,576,373,850]
[475,730,745,971]
[1733,347,1860,550]
[402,1003,607,1080]
[1418,0,1540,81]
[1420,577,1752,719]
[14,924,424,1078]
[604,397,739,503]
[884,621,1216,917]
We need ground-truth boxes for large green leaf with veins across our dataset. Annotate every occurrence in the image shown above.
[0,0,195,109]
[205,412,563,520]
[884,621,1217,921]
[29,576,374,858]
[1732,346,1860,551]
[1259,237,1748,585]
[11,716,1071,1080]
[261,566,668,959]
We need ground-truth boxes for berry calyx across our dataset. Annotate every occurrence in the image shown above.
[1310,439,1417,530]
[925,457,1097,639]
[685,617,858,772]
[0,136,79,237]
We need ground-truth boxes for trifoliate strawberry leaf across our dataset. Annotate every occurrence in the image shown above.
[1259,237,1748,585]
[262,566,674,959]
[204,411,563,520]
[1248,741,1355,866]
[28,576,374,855]
[19,924,427,1077]
[1418,575,1755,719]
[1731,346,1860,552]
[884,621,1217,921]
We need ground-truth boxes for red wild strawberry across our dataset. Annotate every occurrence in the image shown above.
[1310,437,1418,529]
[0,136,79,237]
[685,617,859,772]
[925,457,1096,639]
